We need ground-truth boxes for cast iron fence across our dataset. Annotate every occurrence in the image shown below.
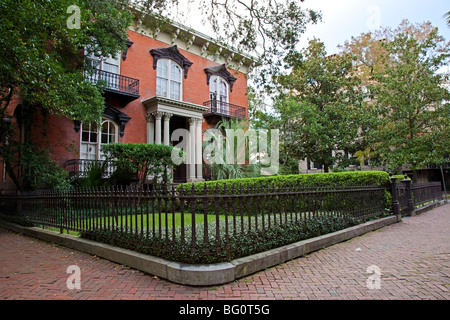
[390,176,443,216]
[411,182,443,208]
[0,178,444,263]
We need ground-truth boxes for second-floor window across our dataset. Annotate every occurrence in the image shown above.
[88,53,121,88]
[98,56,119,74]
[209,75,229,113]
[156,59,182,100]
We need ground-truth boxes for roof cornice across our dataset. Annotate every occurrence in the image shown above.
[128,5,258,72]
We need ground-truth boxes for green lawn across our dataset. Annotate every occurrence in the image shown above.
[44,211,313,237]
[46,212,227,234]
[104,212,227,228]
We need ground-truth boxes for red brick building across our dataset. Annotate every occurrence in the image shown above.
[1,20,255,190]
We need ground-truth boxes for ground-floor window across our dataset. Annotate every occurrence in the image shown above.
[80,119,118,160]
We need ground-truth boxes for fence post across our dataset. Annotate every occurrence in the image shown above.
[402,174,414,216]
[15,190,22,214]
[390,174,400,216]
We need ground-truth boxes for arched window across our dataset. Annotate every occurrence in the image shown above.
[156,59,182,100]
[80,119,118,160]
[209,75,229,114]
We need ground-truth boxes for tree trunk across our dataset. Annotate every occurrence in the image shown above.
[4,160,23,192]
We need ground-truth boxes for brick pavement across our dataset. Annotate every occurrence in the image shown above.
[0,204,449,300]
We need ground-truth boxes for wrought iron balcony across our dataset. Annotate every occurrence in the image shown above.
[65,159,116,179]
[86,68,140,105]
[203,100,247,123]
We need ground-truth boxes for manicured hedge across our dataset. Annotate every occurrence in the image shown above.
[176,171,395,215]
[179,171,392,194]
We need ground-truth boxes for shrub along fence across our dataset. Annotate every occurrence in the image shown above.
[0,173,444,264]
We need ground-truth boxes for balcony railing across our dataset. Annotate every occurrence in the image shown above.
[203,100,247,120]
[86,68,140,98]
[65,159,116,179]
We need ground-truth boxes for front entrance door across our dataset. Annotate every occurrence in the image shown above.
[171,116,188,183]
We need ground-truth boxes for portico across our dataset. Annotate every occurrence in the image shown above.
[142,96,208,182]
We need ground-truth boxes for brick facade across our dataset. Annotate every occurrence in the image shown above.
[0,23,254,190]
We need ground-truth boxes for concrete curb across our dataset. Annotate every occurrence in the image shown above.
[0,214,401,286]
[410,200,446,217]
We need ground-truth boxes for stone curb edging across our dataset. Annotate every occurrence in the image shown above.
[232,214,401,280]
[0,215,401,286]
[410,201,446,217]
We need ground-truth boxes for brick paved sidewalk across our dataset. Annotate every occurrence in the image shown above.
[1,204,449,300]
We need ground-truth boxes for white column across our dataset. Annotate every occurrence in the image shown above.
[163,113,172,146]
[195,118,203,181]
[145,113,154,144]
[154,112,162,145]
[188,117,196,181]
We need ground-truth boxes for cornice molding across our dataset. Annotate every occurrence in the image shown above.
[103,105,131,138]
[73,105,131,138]
[149,45,193,79]
[204,64,238,92]
[122,39,134,61]
[141,96,208,116]
[128,23,257,74]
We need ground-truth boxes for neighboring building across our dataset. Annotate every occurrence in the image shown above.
[297,154,385,174]
[0,18,255,191]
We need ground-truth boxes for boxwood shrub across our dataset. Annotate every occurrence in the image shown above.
[179,171,392,193]
[177,171,394,215]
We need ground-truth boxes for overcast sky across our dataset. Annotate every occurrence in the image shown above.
[183,1,449,56]
[182,1,448,102]
[299,0,449,54]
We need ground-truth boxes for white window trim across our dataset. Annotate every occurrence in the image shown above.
[87,51,121,74]
[209,75,229,103]
[209,75,230,115]
[80,119,119,161]
[156,59,183,101]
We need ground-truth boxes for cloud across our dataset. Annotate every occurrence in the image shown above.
[299,0,450,54]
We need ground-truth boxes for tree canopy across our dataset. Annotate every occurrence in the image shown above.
[253,20,450,173]
[272,38,363,172]
[0,0,133,124]
[365,24,450,170]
